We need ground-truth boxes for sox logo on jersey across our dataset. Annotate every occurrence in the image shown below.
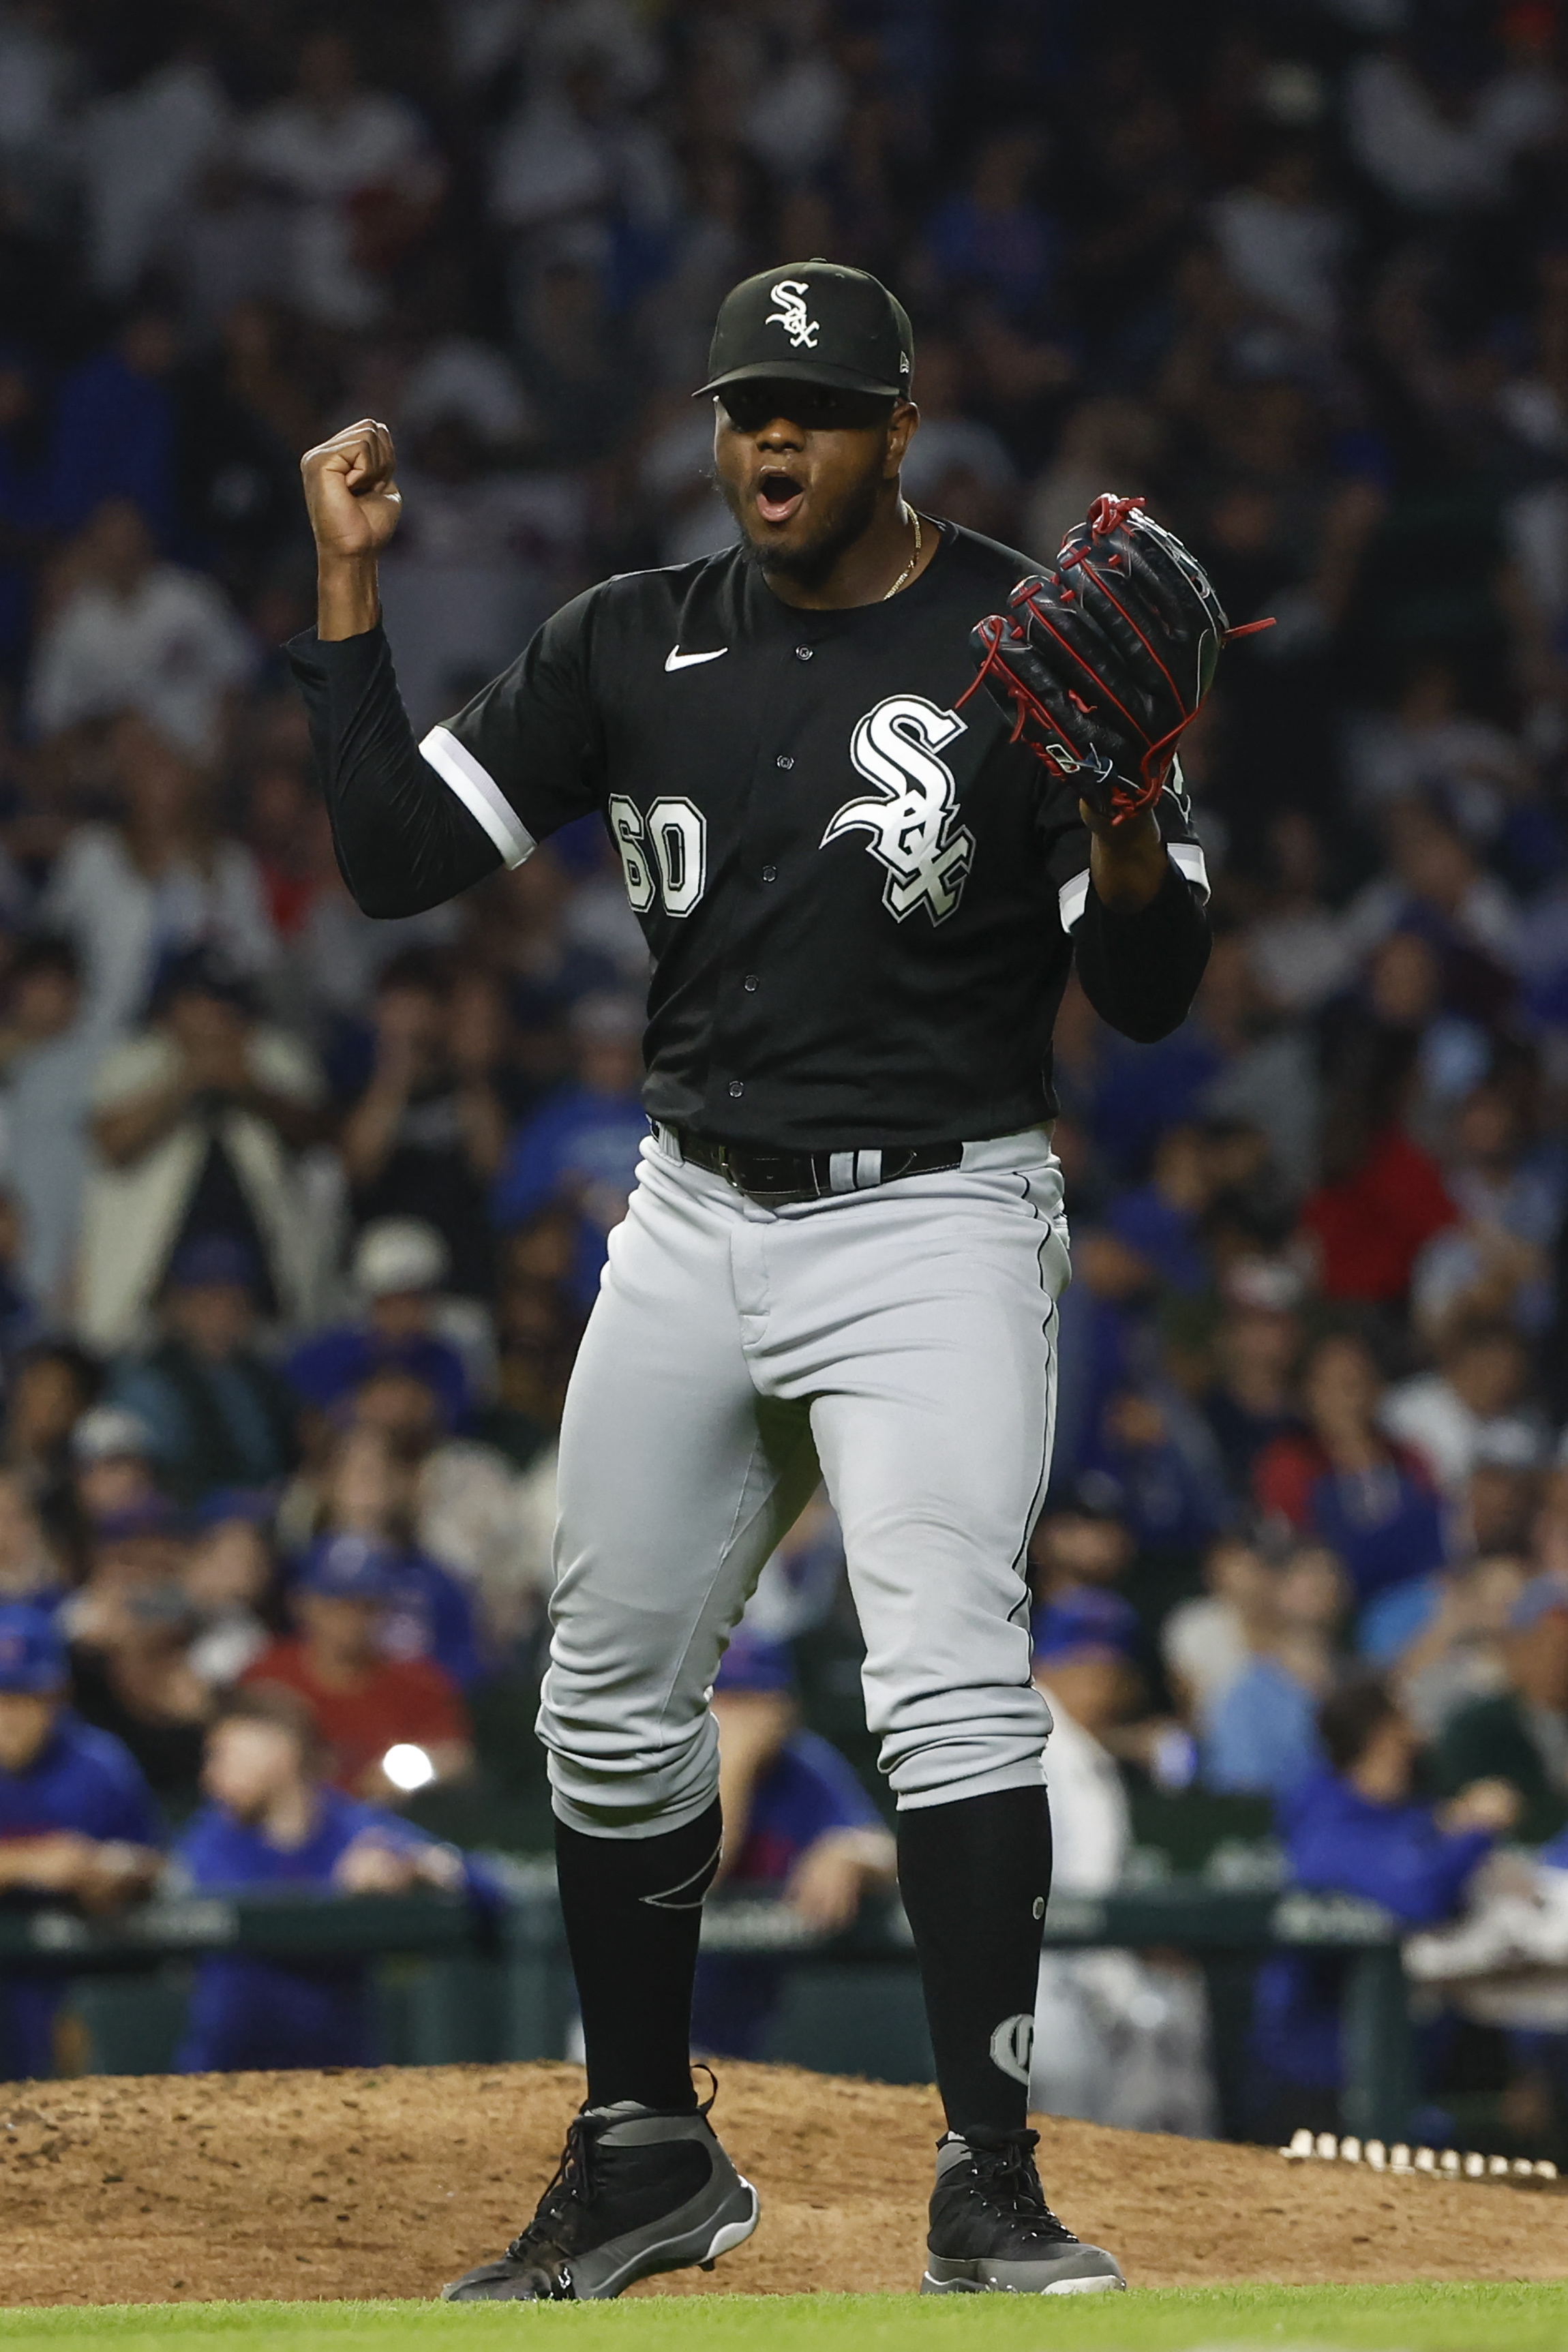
[823,694,975,925]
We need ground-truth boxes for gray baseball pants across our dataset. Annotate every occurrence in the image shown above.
[537,1124,1068,1835]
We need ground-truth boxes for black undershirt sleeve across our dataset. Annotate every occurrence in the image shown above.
[286,625,502,918]
[1072,858,1212,1042]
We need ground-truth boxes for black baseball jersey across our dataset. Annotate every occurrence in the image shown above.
[290,518,1209,1153]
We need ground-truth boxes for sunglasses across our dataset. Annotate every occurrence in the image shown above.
[716,380,896,435]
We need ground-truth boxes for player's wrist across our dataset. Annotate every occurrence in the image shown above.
[316,552,382,642]
[1087,813,1167,912]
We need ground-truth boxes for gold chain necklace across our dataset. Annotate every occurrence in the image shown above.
[882,508,922,600]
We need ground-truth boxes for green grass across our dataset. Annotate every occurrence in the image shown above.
[0,2287,1565,2352]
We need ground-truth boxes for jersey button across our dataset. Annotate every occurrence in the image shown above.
[761,863,777,882]
[794,646,813,661]
[727,1079,744,1098]
[775,754,794,770]
[743,974,759,992]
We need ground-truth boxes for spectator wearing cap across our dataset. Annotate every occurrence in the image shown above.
[1252,1678,1520,2141]
[105,1235,300,1505]
[690,1625,894,2062]
[173,1683,497,2073]
[243,1533,473,1803]
[284,1218,470,1433]
[76,945,325,1353]
[1029,1588,1216,2136]
[1031,1588,1143,1893]
[0,1603,162,2077]
[1200,1545,1347,1800]
[67,1403,162,1539]
[1253,1333,1447,1606]
[338,951,509,1303]
[1432,1574,1568,1843]
[491,993,650,1311]
[64,1496,211,1811]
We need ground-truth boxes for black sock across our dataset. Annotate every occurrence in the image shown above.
[896,1784,1052,2138]
[554,1798,723,2112]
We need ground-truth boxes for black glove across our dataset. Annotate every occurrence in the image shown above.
[964,493,1269,825]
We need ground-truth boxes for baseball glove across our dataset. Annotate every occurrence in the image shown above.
[962,493,1271,826]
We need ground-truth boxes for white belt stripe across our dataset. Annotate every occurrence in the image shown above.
[1056,843,1210,934]
[419,724,535,869]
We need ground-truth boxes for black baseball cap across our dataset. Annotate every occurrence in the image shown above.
[695,260,914,401]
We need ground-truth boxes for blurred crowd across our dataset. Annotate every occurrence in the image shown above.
[4,0,1568,2122]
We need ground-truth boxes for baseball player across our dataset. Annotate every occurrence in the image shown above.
[292,261,1225,2300]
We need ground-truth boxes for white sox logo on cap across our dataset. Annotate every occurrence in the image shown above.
[766,279,819,349]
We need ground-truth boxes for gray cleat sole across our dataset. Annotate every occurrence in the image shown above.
[920,2247,1126,2295]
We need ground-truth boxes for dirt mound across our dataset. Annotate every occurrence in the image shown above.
[0,2062,1564,2304]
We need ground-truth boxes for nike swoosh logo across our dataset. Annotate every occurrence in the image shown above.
[665,646,728,672]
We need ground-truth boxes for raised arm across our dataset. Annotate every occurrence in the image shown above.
[289,420,508,919]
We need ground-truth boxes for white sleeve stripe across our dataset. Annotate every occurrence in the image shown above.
[1169,842,1210,901]
[1057,841,1209,933]
[1057,871,1091,933]
[419,724,534,869]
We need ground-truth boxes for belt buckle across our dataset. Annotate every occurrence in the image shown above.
[716,1143,743,1192]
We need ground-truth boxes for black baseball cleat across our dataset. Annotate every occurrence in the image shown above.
[440,2093,759,2301]
[920,2126,1126,2295]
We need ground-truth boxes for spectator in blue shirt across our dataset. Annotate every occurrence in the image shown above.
[1250,1676,1520,2140]
[1104,1126,1215,1298]
[286,1218,470,1433]
[0,1605,162,2078]
[1078,1385,1235,1558]
[691,1625,895,2060]
[923,131,1061,320]
[491,994,649,1311]
[292,1458,483,1692]
[1201,1544,1346,1799]
[44,310,181,544]
[174,1682,499,2073]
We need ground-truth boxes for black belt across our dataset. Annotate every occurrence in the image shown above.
[669,1126,963,1204]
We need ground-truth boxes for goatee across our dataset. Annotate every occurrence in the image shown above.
[729,471,884,592]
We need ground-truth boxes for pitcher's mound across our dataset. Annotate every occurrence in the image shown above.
[1,2062,1565,2304]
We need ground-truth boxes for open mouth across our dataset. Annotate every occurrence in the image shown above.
[755,470,804,525]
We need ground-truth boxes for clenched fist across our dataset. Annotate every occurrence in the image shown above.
[301,419,402,638]
[301,417,403,557]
